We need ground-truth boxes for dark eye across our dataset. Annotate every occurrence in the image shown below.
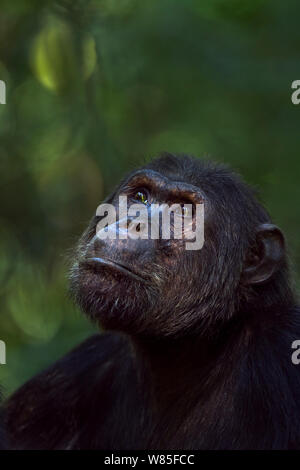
[173,204,193,217]
[135,190,149,205]
[182,205,192,216]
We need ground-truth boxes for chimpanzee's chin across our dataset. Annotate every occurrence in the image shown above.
[69,265,154,332]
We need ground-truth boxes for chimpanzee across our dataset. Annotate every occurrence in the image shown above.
[4,153,300,449]
[0,391,6,450]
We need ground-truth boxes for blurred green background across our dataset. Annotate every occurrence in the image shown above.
[0,0,300,395]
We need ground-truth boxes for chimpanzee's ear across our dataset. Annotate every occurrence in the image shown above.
[242,223,285,285]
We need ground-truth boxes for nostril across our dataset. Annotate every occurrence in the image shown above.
[128,220,147,235]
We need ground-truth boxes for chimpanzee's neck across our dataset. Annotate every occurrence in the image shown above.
[128,312,259,410]
[129,303,295,411]
[129,333,223,411]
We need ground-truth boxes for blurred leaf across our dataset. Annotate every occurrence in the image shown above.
[30,18,97,92]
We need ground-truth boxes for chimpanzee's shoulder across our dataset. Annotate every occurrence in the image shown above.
[57,332,132,372]
[4,333,133,449]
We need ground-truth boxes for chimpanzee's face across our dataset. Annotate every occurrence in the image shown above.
[69,165,210,337]
[69,155,283,338]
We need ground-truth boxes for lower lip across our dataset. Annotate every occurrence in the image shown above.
[81,257,146,283]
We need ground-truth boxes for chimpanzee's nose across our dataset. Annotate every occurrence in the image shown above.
[126,218,148,238]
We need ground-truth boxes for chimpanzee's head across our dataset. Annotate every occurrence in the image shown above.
[69,153,292,338]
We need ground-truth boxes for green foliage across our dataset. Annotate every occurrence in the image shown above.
[0,0,299,393]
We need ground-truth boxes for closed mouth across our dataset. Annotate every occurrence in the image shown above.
[80,257,147,283]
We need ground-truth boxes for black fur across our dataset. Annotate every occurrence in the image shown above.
[4,154,300,449]
[0,389,7,449]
